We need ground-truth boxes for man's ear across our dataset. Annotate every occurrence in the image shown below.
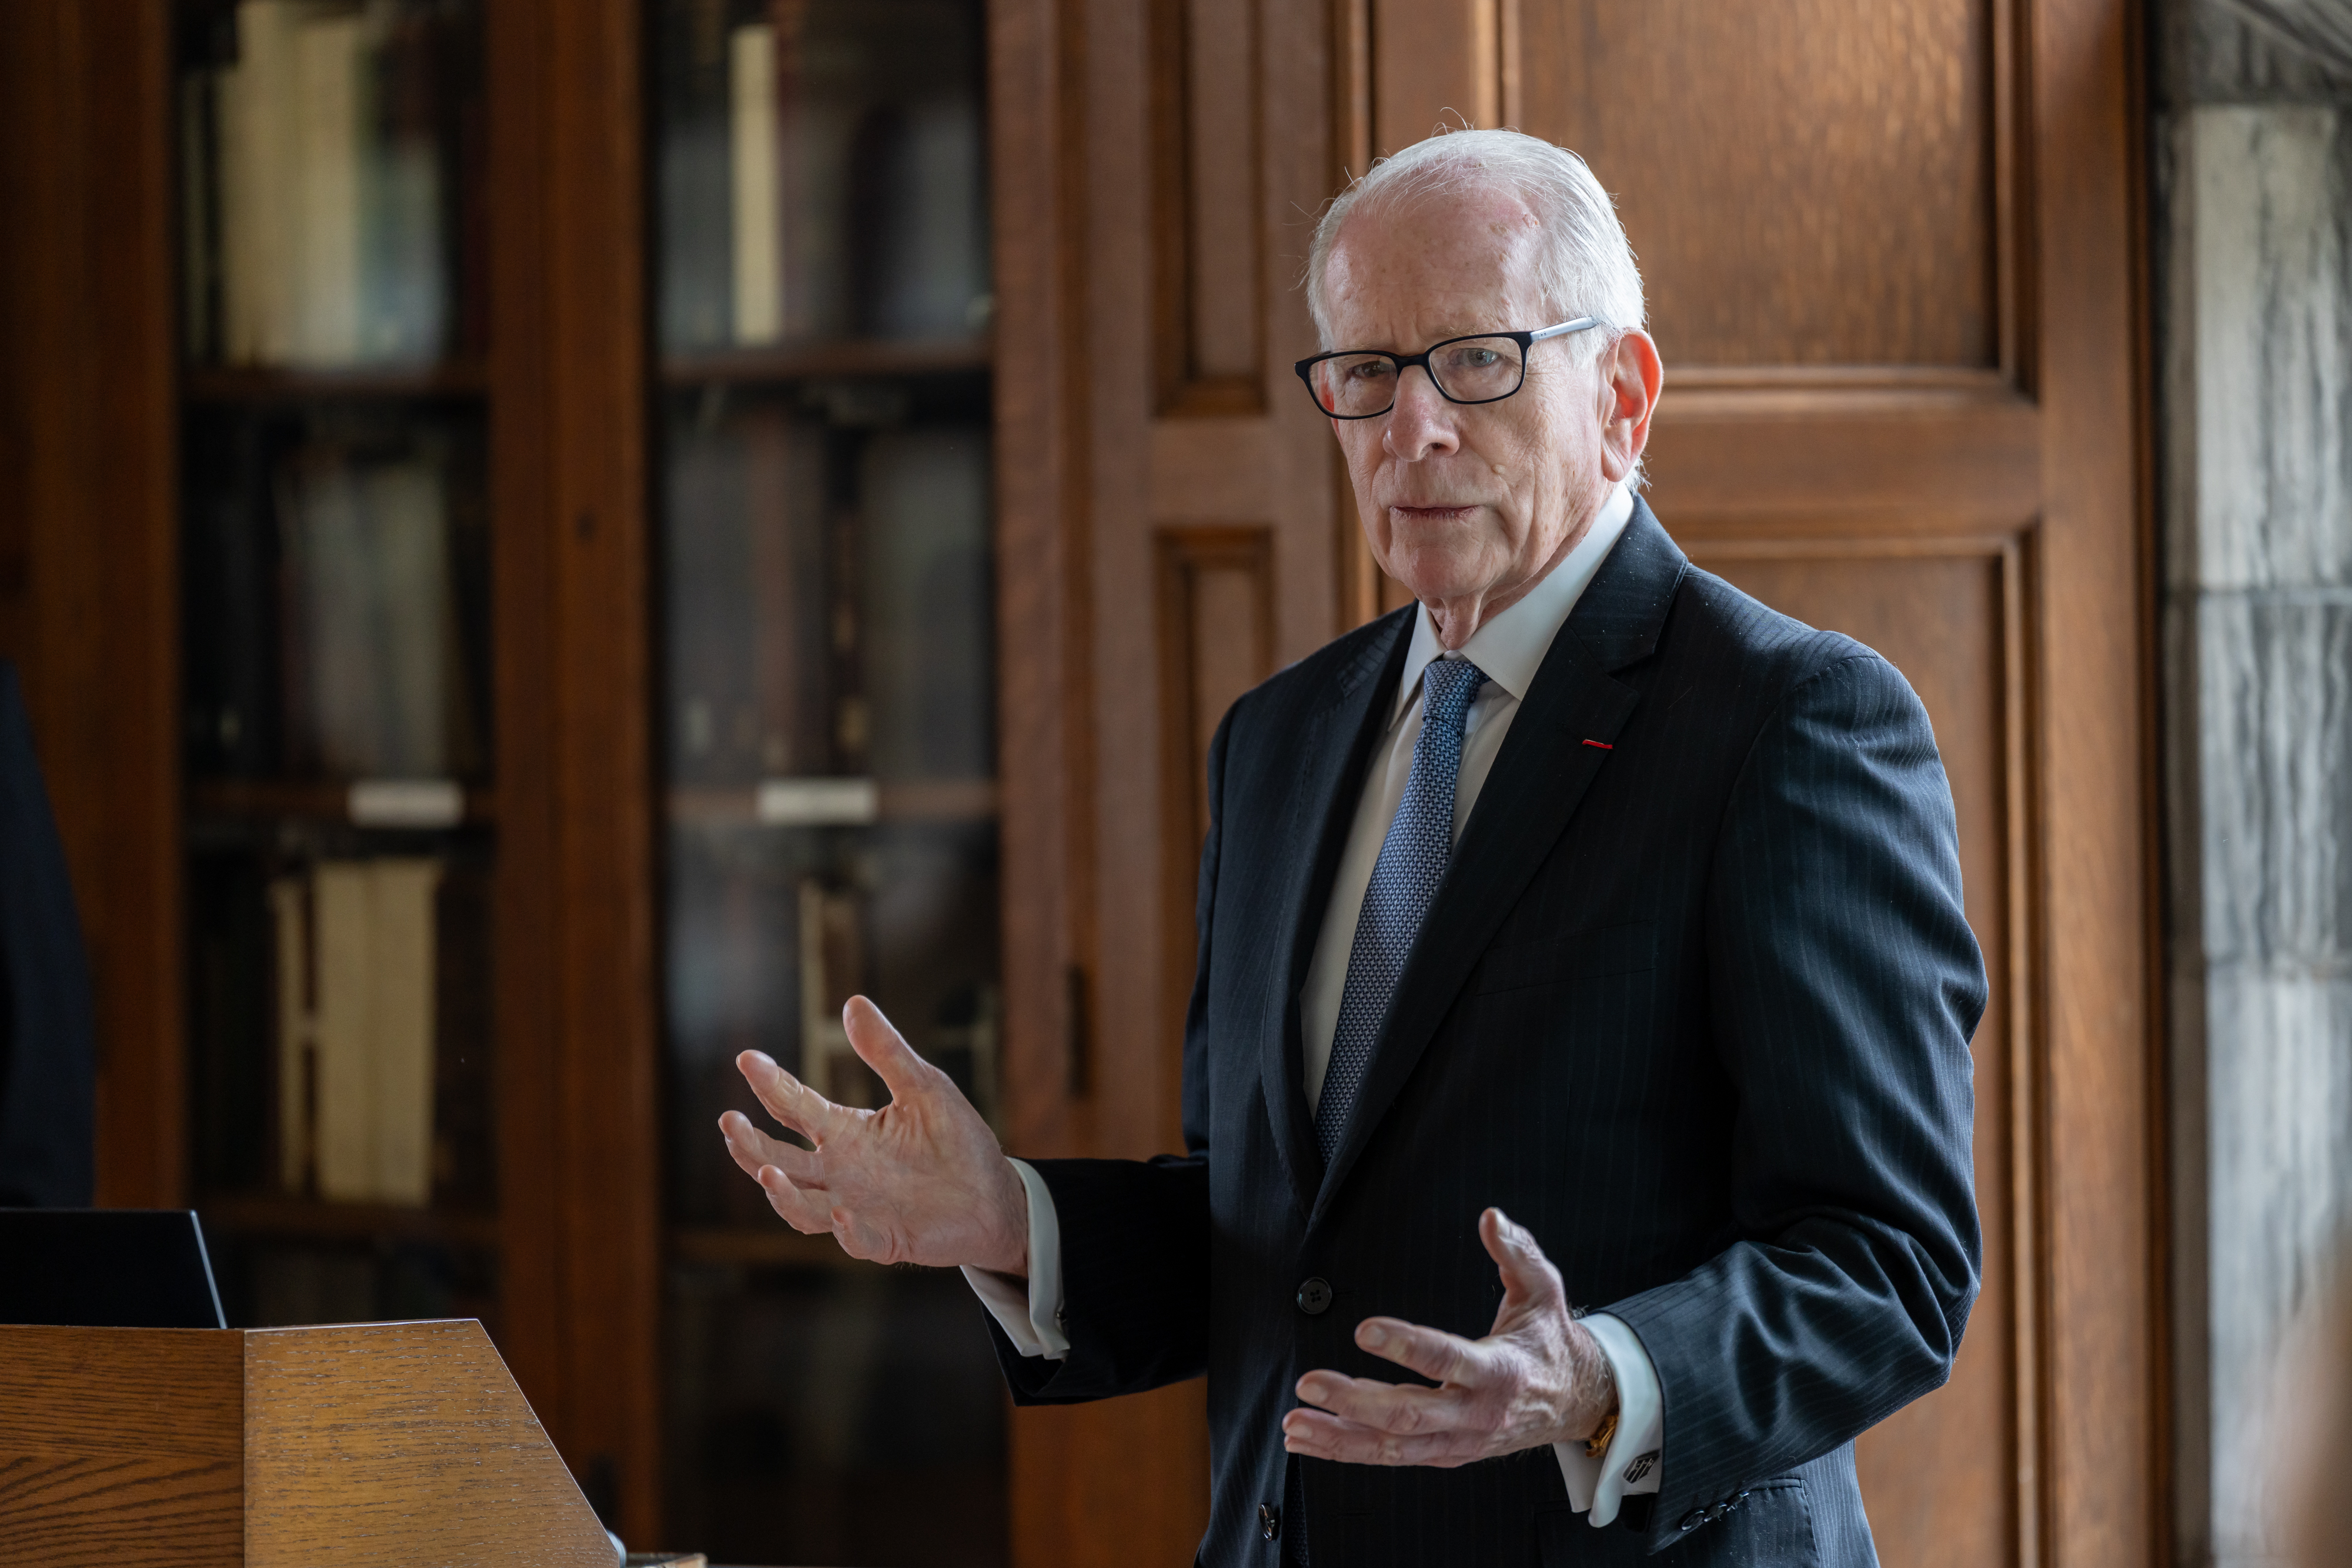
[1596,330,1663,484]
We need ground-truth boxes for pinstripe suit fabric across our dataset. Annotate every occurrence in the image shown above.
[991,504,1986,1567]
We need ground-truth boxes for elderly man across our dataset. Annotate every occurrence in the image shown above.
[720,129,1983,1566]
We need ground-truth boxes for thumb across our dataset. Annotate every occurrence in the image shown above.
[1479,1207,1562,1307]
[843,996,932,1102]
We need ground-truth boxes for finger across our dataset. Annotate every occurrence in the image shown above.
[737,1049,843,1144]
[719,1111,811,1181]
[843,997,935,1104]
[1294,1366,1474,1437]
[1479,1208,1565,1308]
[1351,1316,1486,1388]
[756,1165,837,1235]
[1279,1407,1483,1468]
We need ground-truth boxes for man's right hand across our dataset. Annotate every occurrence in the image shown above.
[717,995,1031,1276]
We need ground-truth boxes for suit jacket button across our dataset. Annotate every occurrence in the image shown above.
[1260,1503,1281,1540]
[1678,1509,1706,1532]
[1296,1278,1333,1315]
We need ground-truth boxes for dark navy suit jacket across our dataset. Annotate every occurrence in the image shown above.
[0,660,95,1207]
[991,504,1986,1566]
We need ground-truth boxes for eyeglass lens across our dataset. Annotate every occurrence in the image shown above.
[1307,336,1527,417]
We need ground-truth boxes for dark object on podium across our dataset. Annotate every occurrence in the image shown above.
[0,1207,226,1328]
[0,1318,619,1564]
[0,659,96,1208]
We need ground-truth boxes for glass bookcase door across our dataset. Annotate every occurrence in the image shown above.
[173,0,500,1336]
[652,2,1004,1562]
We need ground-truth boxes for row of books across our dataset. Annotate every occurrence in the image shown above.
[658,0,990,351]
[189,850,493,1209]
[181,0,481,367]
[185,420,488,782]
[665,412,992,785]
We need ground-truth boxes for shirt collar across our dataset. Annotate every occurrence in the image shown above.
[1396,480,1636,720]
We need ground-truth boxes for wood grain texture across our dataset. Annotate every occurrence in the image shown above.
[2030,0,2160,1561]
[1156,527,1276,1149]
[1515,0,2000,373]
[241,1320,615,1567]
[537,0,663,1540]
[483,0,662,1538]
[0,1326,243,1566]
[0,0,183,1210]
[1152,0,1266,413]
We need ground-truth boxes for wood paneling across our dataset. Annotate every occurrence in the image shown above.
[1152,0,1265,413]
[1515,0,2003,374]
[1156,526,1276,1145]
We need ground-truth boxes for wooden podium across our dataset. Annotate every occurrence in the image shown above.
[0,1318,620,1566]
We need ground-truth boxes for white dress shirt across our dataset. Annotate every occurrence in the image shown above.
[967,483,1663,1528]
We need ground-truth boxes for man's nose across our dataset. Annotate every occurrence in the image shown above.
[1382,366,1461,461]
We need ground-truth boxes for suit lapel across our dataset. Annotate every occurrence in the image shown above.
[1312,504,1689,1219]
[1255,610,1414,1221]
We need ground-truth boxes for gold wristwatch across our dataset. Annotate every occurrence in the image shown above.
[1583,1405,1621,1459]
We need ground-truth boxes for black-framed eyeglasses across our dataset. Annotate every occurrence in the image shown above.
[1293,317,1605,419]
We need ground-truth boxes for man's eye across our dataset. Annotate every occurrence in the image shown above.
[1346,361,1392,383]
[1453,347,1501,370]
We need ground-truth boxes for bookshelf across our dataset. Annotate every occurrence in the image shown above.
[3,0,1065,1554]
[649,2,1003,1560]
[171,0,503,1338]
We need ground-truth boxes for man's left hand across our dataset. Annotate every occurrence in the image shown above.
[1281,1207,1616,1467]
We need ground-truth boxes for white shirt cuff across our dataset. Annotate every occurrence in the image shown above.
[1552,1312,1663,1527]
[959,1158,1069,1360]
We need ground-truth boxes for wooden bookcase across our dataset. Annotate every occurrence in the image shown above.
[0,0,1029,1557]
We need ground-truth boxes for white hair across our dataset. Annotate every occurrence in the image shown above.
[1305,129,1645,362]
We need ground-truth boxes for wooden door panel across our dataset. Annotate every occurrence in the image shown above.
[1692,539,2029,1568]
[1516,0,2002,372]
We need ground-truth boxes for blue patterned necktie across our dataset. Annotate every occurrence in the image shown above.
[1313,655,1489,1164]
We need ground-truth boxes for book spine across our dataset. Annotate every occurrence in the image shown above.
[311,860,376,1201]
[362,1,449,362]
[856,426,994,780]
[657,0,733,350]
[289,6,366,364]
[729,22,781,345]
[367,858,441,1206]
[218,1,295,363]
[741,409,828,775]
[268,874,315,1195]
[360,454,454,778]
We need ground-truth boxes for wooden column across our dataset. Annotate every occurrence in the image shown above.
[487,0,663,1541]
[0,0,183,1211]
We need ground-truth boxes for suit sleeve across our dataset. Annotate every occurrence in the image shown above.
[1606,652,1986,1550]
[0,661,95,1209]
[985,703,1231,1402]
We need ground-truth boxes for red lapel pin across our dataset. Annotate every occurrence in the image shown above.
[1582,739,1614,750]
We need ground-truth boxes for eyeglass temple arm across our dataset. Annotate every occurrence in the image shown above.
[1527,316,1605,343]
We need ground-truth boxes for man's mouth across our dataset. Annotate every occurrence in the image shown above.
[1389,504,1478,523]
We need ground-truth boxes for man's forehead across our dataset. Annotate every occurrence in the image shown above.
[1325,184,1546,335]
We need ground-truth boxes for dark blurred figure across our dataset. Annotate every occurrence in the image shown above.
[0,660,94,1205]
